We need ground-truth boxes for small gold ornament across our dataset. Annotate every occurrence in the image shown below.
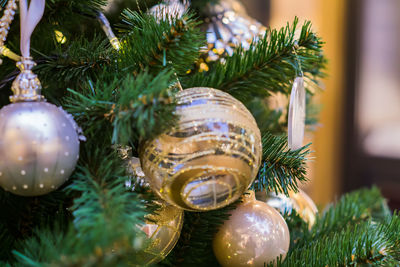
[202,0,266,63]
[213,191,290,267]
[140,87,262,211]
[256,189,318,227]
[138,202,184,265]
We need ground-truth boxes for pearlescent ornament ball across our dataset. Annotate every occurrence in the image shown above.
[0,102,81,196]
[213,191,290,267]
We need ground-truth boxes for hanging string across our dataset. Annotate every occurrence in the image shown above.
[292,41,304,77]
[10,0,45,103]
[19,0,45,58]
[287,41,306,150]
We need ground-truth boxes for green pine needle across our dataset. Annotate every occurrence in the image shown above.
[183,17,326,103]
[254,133,310,194]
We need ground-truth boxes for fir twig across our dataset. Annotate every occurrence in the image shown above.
[65,70,178,150]
[13,149,149,267]
[254,133,310,194]
[276,214,400,266]
[293,187,391,250]
[183,17,326,103]
[118,10,205,76]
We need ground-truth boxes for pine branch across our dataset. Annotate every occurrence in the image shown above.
[112,70,177,145]
[118,10,205,76]
[282,211,310,252]
[247,97,286,135]
[253,133,310,194]
[65,70,178,149]
[291,187,391,251]
[0,188,71,264]
[276,214,400,266]
[13,149,149,267]
[35,35,114,100]
[0,222,14,261]
[182,17,326,103]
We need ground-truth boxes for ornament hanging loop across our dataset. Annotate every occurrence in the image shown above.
[10,0,46,103]
[10,57,45,102]
[293,41,304,77]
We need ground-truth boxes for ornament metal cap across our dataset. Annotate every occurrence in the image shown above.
[10,57,45,103]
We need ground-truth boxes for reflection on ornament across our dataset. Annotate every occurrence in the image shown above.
[140,87,262,211]
[125,156,150,190]
[213,191,290,267]
[114,145,150,190]
[202,0,266,63]
[0,58,84,196]
[139,202,184,265]
[256,189,318,227]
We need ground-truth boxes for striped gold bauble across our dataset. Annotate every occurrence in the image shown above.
[140,87,262,211]
[138,202,183,265]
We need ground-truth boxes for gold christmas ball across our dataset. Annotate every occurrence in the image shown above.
[139,202,184,265]
[202,0,266,63]
[140,87,262,211]
[256,189,318,227]
[213,191,290,267]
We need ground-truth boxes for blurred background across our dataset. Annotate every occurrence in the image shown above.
[243,0,400,209]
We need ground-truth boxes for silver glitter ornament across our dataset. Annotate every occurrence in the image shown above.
[148,0,188,21]
[256,189,318,227]
[0,58,84,196]
[202,0,266,64]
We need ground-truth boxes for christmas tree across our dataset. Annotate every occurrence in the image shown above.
[0,0,399,266]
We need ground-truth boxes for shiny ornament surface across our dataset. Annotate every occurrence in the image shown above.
[148,0,188,21]
[202,0,266,64]
[140,87,262,211]
[213,191,290,266]
[139,202,184,265]
[0,102,81,196]
[256,189,318,227]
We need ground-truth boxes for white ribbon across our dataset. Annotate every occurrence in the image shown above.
[288,77,306,150]
[19,0,45,58]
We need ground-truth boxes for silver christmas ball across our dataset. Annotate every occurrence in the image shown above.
[0,102,81,196]
[256,189,318,227]
[148,0,188,21]
[202,0,266,63]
